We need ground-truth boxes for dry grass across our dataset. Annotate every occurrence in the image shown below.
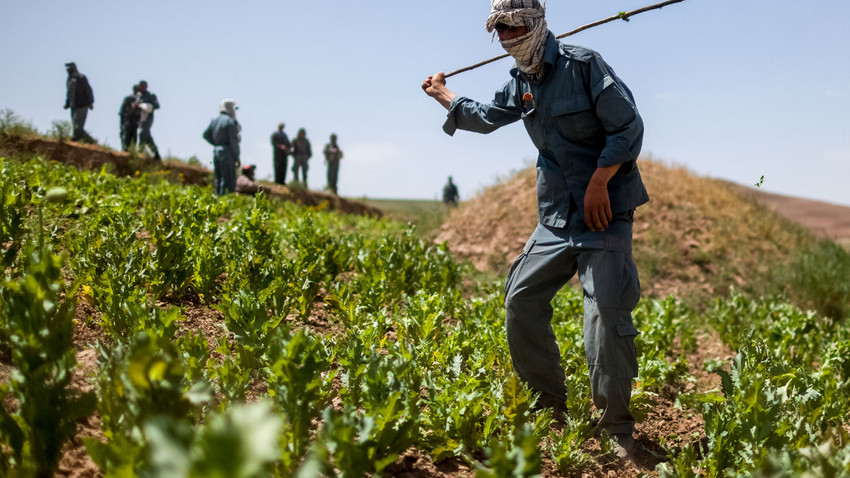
[436,157,814,301]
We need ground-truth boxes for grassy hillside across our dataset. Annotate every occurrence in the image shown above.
[437,158,850,319]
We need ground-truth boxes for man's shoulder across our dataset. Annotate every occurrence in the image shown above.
[216,113,236,125]
[556,42,598,63]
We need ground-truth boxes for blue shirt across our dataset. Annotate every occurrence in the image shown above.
[443,32,649,229]
[203,113,240,162]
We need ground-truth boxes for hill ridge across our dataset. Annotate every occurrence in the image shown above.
[0,134,382,217]
[437,159,850,299]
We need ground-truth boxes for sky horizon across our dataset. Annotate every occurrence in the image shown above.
[2,0,849,206]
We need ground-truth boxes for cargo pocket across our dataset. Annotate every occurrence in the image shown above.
[551,94,598,142]
[616,324,640,378]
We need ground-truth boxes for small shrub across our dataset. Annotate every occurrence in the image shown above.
[0,109,39,138]
[47,120,73,142]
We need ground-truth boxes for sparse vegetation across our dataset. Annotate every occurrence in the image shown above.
[0,109,39,139]
[47,120,73,142]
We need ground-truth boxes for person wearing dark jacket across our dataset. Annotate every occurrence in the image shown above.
[137,80,161,160]
[63,62,94,142]
[323,133,343,194]
[442,176,459,207]
[290,128,312,185]
[203,99,241,196]
[119,84,141,151]
[271,123,291,185]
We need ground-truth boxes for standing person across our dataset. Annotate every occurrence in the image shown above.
[290,128,312,185]
[203,99,241,196]
[422,0,648,462]
[63,62,94,142]
[118,84,141,151]
[137,80,161,160]
[323,133,343,194]
[442,176,459,207]
[271,123,291,185]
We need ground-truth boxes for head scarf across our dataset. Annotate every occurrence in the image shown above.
[220,99,238,118]
[485,0,548,76]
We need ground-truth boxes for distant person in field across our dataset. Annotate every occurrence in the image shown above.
[290,128,312,185]
[271,122,291,185]
[203,99,241,196]
[118,84,141,151]
[236,164,262,196]
[136,80,161,160]
[442,176,459,207]
[63,62,94,142]
[422,0,648,462]
[323,133,343,194]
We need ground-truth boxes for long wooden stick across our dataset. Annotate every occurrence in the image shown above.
[444,0,686,78]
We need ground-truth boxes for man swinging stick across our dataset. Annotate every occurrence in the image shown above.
[422,0,649,461]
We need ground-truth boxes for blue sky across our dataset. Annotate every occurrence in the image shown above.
[2,0,849,206]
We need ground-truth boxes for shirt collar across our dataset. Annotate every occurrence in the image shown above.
[510,31,558,82]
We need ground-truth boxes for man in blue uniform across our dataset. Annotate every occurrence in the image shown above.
[271,123,291,185]
[63,62,94,142]
[422,0,648,461]
[203,99,241,196]
[119,84,141,151]
[443,176,459,207]
[137,80,161,160]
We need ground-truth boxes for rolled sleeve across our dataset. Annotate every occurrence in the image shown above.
[442,83,522,136]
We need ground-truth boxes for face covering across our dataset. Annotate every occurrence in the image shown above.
[485,0,549,76]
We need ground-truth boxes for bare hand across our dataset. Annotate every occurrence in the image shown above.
[584,181,612,231]
[421,72,456,110]
[421,72,447,97]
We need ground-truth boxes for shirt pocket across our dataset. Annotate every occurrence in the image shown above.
[550,94,598,142]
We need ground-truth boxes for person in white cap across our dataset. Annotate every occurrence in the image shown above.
[422,0,648,462]
[203,99,241,195]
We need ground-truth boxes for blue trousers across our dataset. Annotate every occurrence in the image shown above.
[71,107,88,141]
[213,147,237,196]
[504,210,640,435]
[292,156,309,183]
[139,116,160,159]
